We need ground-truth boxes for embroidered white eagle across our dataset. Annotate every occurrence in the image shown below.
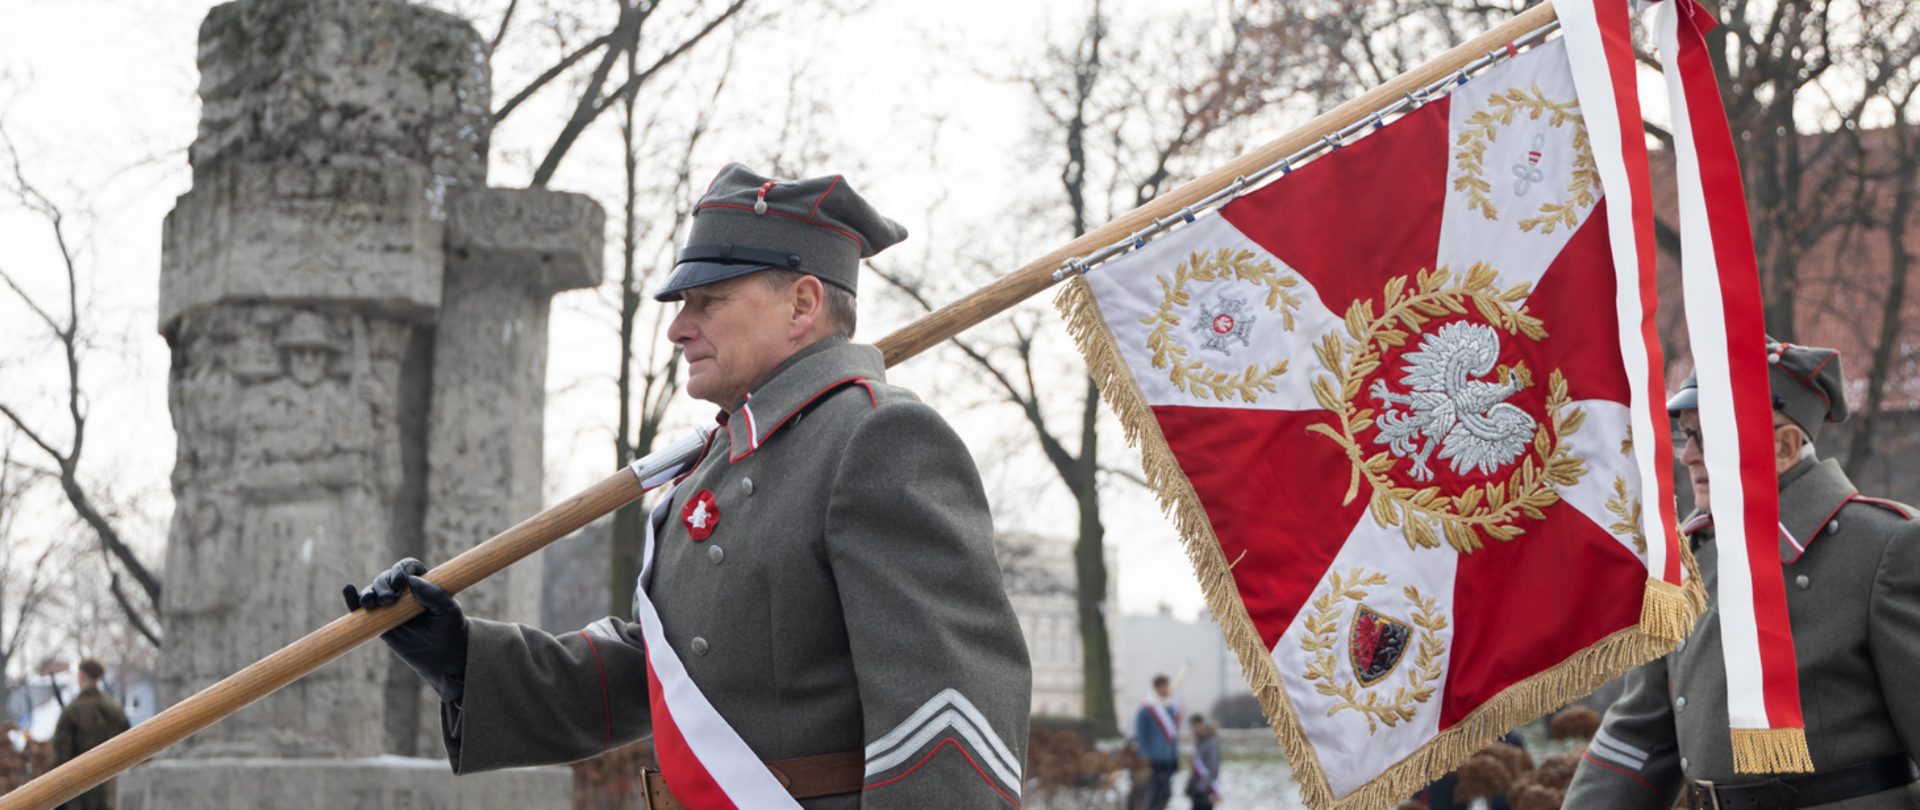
[1368,322,1536,482]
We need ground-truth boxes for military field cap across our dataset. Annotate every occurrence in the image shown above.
[653,164,908,301]
[1665,338,1849,441]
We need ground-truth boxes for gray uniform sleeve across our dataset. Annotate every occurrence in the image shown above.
[443,616,654,773]
[826,401,1032,808]
[1564,658,1684,810]
[1869,522,1920,756]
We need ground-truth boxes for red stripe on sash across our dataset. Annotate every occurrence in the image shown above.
[647,653,739,810]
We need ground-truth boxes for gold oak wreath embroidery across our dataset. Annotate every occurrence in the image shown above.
[1308,263,1589,553]
[1606,476,1648,555]
[1452,83,1599,234]
[1141,248,1303,403]
[1301,568,1449,734]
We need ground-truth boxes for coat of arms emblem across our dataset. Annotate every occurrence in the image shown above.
[1349,605,1413,688]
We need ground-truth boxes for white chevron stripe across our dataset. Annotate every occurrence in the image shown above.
[1593,728,1650,761]
[863,707,1020,796]
[865,688,1021,794]
[1588,731,1649,771]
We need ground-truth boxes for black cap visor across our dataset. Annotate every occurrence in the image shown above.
[652,244,804,302]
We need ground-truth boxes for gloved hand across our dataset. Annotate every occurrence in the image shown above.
[347,558,468,703]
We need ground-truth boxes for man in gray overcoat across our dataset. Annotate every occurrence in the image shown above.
[357,165,1032,809]
[1564,340,1920,809]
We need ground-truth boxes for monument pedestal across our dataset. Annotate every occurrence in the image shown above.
[119,758,570,810]
[146,1,607,806]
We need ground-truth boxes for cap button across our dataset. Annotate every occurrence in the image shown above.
[754,180,774,215]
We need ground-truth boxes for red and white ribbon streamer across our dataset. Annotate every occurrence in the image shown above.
[1654,0,1805,752]
[1559,0,1806,769]
[636,485,803,809]
[1554,0,1688,600]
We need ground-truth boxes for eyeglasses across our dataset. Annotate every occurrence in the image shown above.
[1670,421,1795,456]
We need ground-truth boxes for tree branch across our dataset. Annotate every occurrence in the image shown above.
[108,571,162,648]
[492,31,617,124]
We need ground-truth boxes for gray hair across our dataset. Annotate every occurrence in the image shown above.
[759,269,856,340]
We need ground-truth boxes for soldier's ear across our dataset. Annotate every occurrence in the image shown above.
[1774,422,1803,475]
[788,274,827,338]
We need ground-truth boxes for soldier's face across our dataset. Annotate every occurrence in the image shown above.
[1677,410,1710,513]
[288,348,332,387]
[670,274,804,407]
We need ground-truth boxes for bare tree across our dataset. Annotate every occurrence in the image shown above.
[875,0,1327,738]
[486,0,753,188]
[0,441,61,714]
[0,123,162,649]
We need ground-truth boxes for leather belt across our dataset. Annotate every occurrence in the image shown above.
[641,751,865,810]
[1687,752,1920,810]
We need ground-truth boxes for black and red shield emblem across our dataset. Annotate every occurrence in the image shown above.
[682,489,719,541]
[1349,604,1413,687]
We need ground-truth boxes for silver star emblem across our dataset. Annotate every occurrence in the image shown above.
[1190,295,1256,355]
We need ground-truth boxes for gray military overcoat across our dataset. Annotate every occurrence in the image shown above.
[1565,458,1920,808]
[440,338,1033,809]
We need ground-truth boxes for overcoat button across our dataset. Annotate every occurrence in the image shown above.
[1676,696,1687,712]
[742,478,755,496]
[691,637,709,655]
[1796,574,1810,590]
[1828,519,1840,534]
[1681,757,1690,771]
[1676,638,1687,653]
[709,545,725,564]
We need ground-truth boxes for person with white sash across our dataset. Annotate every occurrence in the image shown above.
[354,164,1033,809]
[1134,673,1183,810]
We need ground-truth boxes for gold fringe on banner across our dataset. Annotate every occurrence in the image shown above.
[1641,579,1697,641]
[1732,727,1816,774]
[1642,542,1709,640]
[1055,276,1707,810]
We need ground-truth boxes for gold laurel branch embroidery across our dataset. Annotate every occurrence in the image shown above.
[1519,116,1599,234]
[1620,428,1634,457]
[1300,569,1449,734]
[1139,247,1303,402]
[1449,82,1598,233]
[1307,263,1589,553]
[1607,476,1648,555]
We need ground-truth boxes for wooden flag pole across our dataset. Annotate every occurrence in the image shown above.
[0,4,1558,807]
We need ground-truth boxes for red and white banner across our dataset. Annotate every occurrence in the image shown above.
[1649,0,1808,772]
[1056,9,1742,805]
[636,484,802,810]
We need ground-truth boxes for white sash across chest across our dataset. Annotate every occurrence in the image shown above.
[631,482,803,810]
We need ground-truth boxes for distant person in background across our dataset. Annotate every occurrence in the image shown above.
[1134,674,1183,810]
[1187,713,1222,810]
[52,659,130,810]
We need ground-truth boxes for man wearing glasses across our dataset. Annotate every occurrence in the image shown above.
[1565,340,1920,809]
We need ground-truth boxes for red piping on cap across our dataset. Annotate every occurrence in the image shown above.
[810,175,843,221]
[697,203,864,246]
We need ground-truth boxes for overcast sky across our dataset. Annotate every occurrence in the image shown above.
[0,0,1225,635]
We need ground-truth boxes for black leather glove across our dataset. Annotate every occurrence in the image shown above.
[348,558,468,703]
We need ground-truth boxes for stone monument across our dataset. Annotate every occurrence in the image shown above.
[123,0,603,806]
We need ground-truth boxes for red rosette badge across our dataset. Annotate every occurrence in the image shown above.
[682,489,720,541]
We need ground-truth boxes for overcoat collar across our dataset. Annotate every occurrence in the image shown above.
[1677,458,1857,564]
[725,336,884,460]
[1776,458,1856,564]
